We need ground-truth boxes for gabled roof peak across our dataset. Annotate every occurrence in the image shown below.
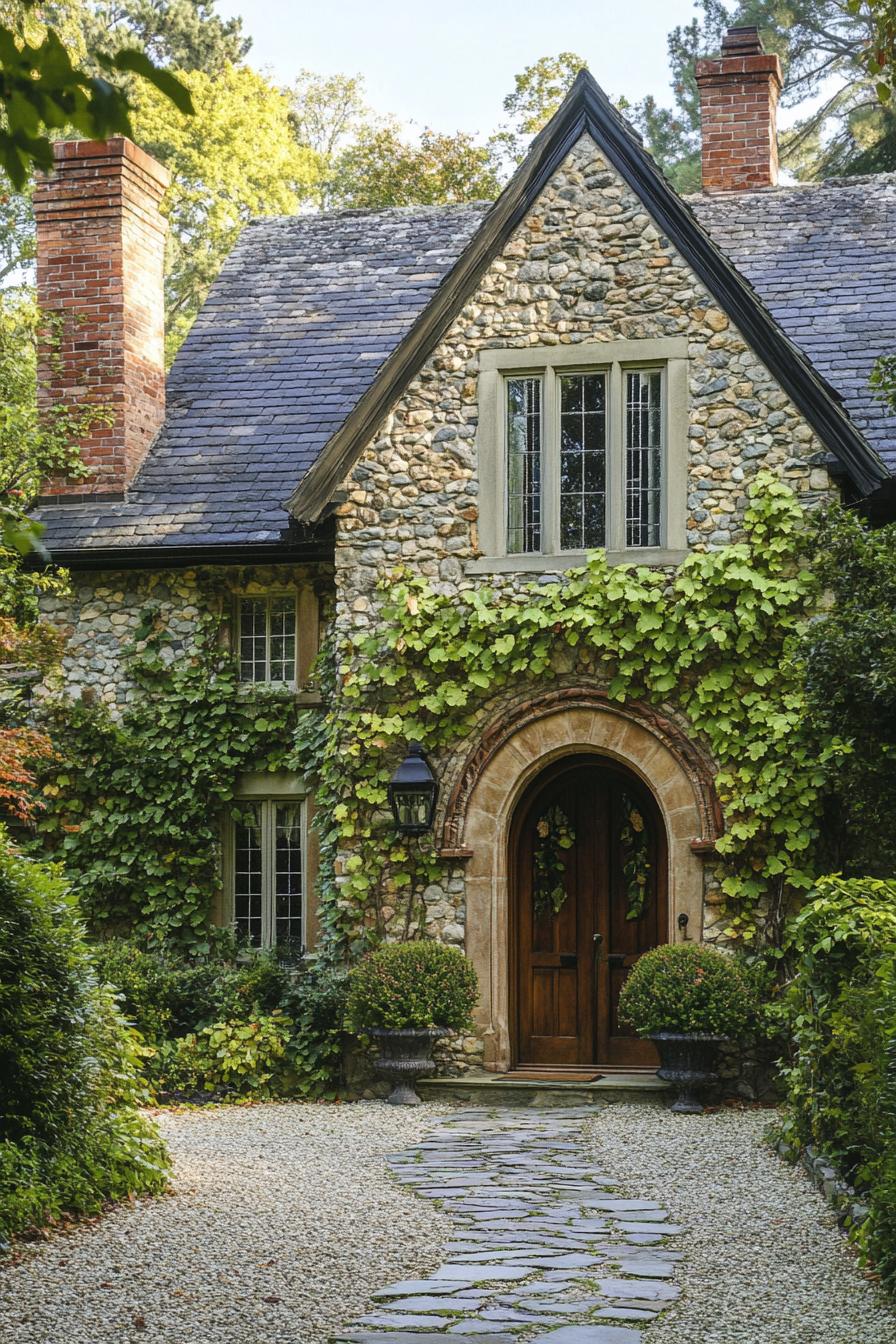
[287,64,887,521]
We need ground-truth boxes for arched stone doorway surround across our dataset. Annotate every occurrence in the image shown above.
[436,687,723,1071]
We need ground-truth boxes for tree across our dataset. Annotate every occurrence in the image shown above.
[68,0,251,74]
[130,62,319,359]
[641,1,896,182]
[289,68,367,207]
[0,0,193,187]
[492,53,585,169]
[802,507,896,875]
[0,290,95,820]
[330,123,502,210]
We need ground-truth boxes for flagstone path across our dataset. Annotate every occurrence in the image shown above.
[332,1106,682,1343]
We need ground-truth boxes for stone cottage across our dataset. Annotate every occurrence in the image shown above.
[33,27,896,1073]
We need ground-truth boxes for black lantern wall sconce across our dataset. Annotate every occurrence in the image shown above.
[387,741,439,835]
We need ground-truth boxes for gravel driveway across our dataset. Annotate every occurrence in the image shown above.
[0,1102,452,1344]
[585,1105,895,1344]
[1,1100,893,1344]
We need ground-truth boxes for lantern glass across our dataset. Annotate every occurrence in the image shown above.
[388,742,438,835]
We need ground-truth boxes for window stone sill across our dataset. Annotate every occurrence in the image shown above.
[465,548,689,575]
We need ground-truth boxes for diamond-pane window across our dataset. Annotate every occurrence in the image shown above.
[238,595,296,683]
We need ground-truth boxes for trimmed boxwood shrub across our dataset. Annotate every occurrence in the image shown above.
[618,942,758,1039]
[346,941,478,1031]
[0,841,168,1243]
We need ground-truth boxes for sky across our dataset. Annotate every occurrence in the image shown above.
[216,0,703,137]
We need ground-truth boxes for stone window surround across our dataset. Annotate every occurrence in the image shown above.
[218,772,319,950]
[472,337,689,573]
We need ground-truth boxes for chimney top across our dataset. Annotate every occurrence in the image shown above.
[695,24,783,192]
[33,138,169,498]
[720,25,765,57]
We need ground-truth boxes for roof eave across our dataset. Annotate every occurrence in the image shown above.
[37,525,335,572]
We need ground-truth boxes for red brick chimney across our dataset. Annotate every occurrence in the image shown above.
[34,138,170,497]
[695,26,783,192]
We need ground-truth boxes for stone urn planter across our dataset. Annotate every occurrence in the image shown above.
[617,943,758,1115]
[369,1026,448,1106]
[347,941,480,1107]
[651,1031,727,1114]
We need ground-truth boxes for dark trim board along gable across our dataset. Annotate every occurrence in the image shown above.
[286,69,889,524]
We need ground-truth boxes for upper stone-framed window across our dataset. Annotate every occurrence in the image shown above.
[475,339,689,571]
[237,593,298,684]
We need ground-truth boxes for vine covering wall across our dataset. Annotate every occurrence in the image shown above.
[298,473,830,955]
[35,604,299,950]
[32,475,832,963]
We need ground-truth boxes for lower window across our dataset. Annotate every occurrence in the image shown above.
[231,799,304,949]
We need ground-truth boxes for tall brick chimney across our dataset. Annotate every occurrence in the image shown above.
[695,26,782,192]
[34,138,170,497]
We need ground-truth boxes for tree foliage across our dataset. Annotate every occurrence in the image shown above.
[130,62,318,358]
[801,506,896,874]
[0,290,90,822]
[0,839,168,1240]
[330,122,502,210]
[778,875,896,1289]
[63,0,251,74]
[0,0,193,187]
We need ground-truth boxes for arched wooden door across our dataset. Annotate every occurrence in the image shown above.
[512,755,668,1070]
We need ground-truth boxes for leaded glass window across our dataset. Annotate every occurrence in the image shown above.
[498,353,671,559]
[274,804,303,946]
[560,372,607,550]
[233,803,264,947]
[231,799,304,949]
[625,370,663,548]
[238,595,296,683]
[506,376,542,554]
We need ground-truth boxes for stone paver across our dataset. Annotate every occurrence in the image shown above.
[331,1108,680,1342]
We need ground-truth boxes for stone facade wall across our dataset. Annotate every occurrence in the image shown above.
[335,134,835,643]
[38,563,327,716]
[329,133,841,1008]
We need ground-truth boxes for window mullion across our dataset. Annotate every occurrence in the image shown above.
[607,362,625,552]
[542,370,558,556]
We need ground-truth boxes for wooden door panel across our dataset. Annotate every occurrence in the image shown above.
[514,759,666,1070]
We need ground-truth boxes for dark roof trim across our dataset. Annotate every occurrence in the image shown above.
[286,69,888,522]
[42,532,335,573]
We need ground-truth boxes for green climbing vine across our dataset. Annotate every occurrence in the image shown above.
[297,472,833,953]
[34,601,298,949]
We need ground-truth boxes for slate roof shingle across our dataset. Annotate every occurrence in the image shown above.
[37,204,489,552]
[37,172,896,555]
[689,173,896,479]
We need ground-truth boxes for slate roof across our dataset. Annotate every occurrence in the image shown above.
[36,147,896,557]
[37,204,489,555]
[690,173,896,477]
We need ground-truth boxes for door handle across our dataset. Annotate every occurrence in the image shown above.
[592,931,603,964]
